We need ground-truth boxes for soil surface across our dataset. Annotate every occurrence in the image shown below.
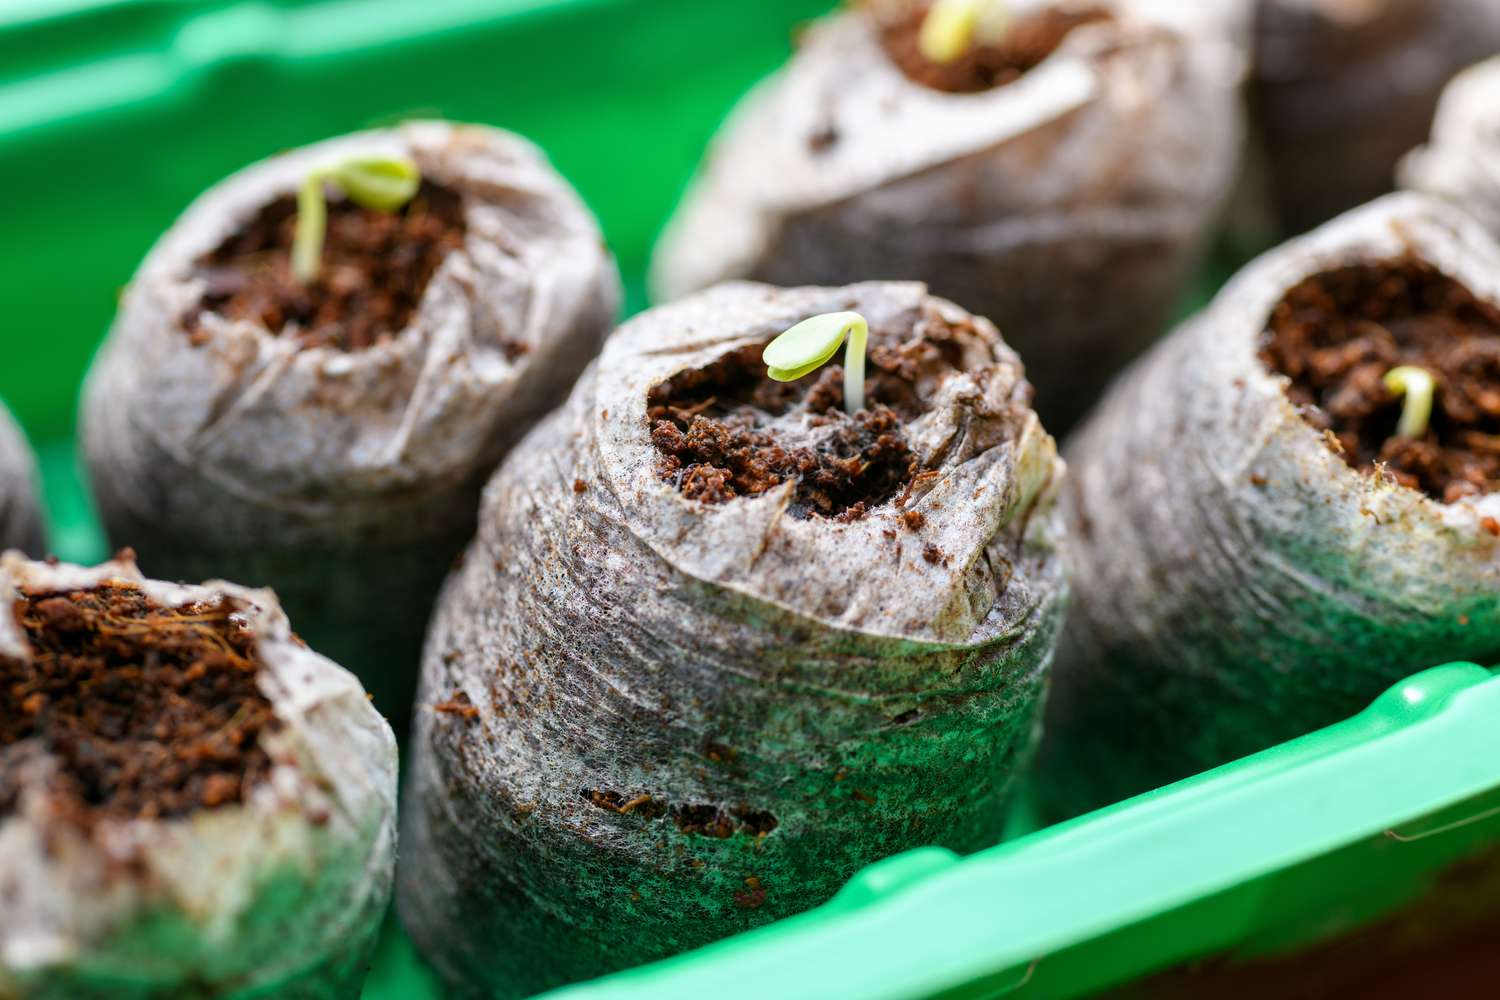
[649,310,979,519]
[580,787,779,839]
[1260,259,1500,503]
[0,583,278,829]
[193,180,467,351]
[878,3,1111,94]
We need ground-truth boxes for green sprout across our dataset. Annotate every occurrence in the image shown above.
[1384,366,1437,440]
[919,0,1011,64]
[291,155,422,284]
[763,311,869,414]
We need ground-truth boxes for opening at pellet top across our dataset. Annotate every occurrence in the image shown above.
[876,2,1113,95]
[189,179,468,352]
[1259,257,1500,503]
[647,307,997,521]
[0,582,279,830]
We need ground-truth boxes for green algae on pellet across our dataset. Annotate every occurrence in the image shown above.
[651,1,1246,432]
[81,122,621,729]
[0,553,397,999]
[398,281,1066,998]
[0,401,44,558]
[1037,194,1500,822]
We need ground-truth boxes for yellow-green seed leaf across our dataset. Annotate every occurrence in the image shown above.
[762,311,870,413]
[919,0,982,64]
[330,155,421,212]
[766,360,828,382]
[763,312,860,379]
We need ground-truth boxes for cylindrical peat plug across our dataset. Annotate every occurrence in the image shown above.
[1037,192,1500,820]
[0,403,44,557]
[651,0,1248,432]
[1401,55,1500,239]
[1249,0,1500,235]
[0,551,397,998]
[399,281,1067,997]
[82,121,620,728]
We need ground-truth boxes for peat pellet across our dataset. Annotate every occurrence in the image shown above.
[0,403,43,557]
[1038,193,1500,820]
[398,281,1067,997]
[651,0,1248,432]
[81,122,621,729]
[0,552,397,998]
[1401,56,1500,239]
[1250,0,1500,235]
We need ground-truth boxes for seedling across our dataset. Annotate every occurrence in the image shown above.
[292,155,422,284]
[919,0,1011,64]
[763,311,869,414]
[1384,366,1436,440]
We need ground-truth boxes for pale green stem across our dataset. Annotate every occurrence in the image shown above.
[291,171,329,285]
[843,321,867,413]
[1383,366,1436,440]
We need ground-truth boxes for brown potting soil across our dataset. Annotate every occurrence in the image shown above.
[1260,259,1500,503]
[192,180,467,351]
[878,3,1111,94]
[648,312,978,519]
[579,787,779,839]
[0,582,278,829]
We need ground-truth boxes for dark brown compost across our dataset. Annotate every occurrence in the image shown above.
[0,553,397,998]
[1037,193,1500,820]
[81,122,621,728]
[398,281,1067,997]
[0,403,44,557]
[1249,0,1500,235]
[651,1,1248,432]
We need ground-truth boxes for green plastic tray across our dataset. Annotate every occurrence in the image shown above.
[1,1,1497,997]
[545,663,1500,999]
